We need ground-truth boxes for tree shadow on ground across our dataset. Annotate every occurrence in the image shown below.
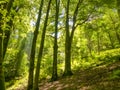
[39,61,120,90]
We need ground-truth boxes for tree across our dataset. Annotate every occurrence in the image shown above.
[116,0,120,44]
[51,0,60,81]
[116,0,120,18]
[34,0,52,89]
[63,0,83,76]
[0,0,14,89]
[27,0,44,89]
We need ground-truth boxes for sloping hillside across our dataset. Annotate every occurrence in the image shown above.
[8,60,120,90]
[39,61,120,90]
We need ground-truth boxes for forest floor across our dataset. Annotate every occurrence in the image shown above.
[38,61,120,90]
[9,60,120,90]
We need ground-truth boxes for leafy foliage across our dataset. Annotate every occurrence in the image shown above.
[97,48,120,62]
[0,0,120,90]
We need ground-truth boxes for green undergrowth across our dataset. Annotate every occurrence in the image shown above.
[97,48,120,62]
[109,69,120,80]
[72,48,120,71]
[6,75,28,90]
[6,48,120,90]
[39,61,120,90]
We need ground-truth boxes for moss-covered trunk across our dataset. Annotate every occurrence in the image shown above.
[64,0,82,76]
[34,0,52,90]
[0,32,6,90]
[51,0,60,81]
[63,0,72,76]
[117,0,120,18]
[0,64,6,90]
[0,0,14,90]
[27,0,44,90]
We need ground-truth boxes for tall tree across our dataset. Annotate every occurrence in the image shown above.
[34,0,52,90]
[2,0,15,58]
[27,0,44,90]
[0,0,14,90]
[63,0,83,76]
[116,0,120,44]
[116,0,120,18]
[51,0,60,81]
[64,0,72,76]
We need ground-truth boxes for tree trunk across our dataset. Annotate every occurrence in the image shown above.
[97,31,100,55]
[15,38,26,76]
[115,29,120,44]
[63,0,82,76]
[107,32,115,48]
[51,0,60,81]
[34,0,52,90]
[116,0,120,18]
[0,32,6,90]
[116,0,120,44]
[87,39,92,57]
[63,0,73,76]
[0,0,14,90]
[109,14,120,45]
[0,66,5,90]
[27,0,44,90]
[3,0,14,58]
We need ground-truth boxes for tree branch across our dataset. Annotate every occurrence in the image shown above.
[75,14,91,29]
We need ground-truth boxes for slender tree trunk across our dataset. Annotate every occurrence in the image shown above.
[15,38,26,76]
[0,31,6,90]
[87,39,92,57]
[3,0,14,58]
[107,32,115,48]
[108,15,120,45]
[34,0,52,90]
[97,31,100,55]
[115,30,120,44]
[0,0,14,90]
[116,0,120,44]
[117,0,120,19]
[27,0,44,90]
[0,5,4,89]
[51,0,60,81]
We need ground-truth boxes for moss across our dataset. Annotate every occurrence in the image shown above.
[0,66,6,90]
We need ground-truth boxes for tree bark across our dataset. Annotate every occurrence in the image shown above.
[116,0,120,44]
[27,0,44,90]
[87,38,92,57]
[0,0,14,90]
[97,31,100,55]
[116,0,120,19]
[63,0,82,76]
[51,0,60,81]
[115,30,120,44]
[63,0,72,76]
[107,32,115,48]
[34,0,52,90]
[3,0,14,58]
[0,32,6,90]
